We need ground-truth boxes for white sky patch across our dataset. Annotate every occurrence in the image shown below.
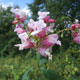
[0,1,32,16]
[0,2,14,9]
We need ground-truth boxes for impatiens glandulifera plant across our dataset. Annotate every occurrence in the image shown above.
[11,8,61,60]
[11,8,80,79]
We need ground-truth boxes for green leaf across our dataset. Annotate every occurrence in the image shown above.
[39,59,47,66]
[41,68,59,80]
[22,67,33,80]
[61,33,63,38]
[36,51,40,61]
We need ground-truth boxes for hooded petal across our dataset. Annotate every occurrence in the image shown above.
[14,27,26,34]
[41,34,61,47]
[38,47,52,60]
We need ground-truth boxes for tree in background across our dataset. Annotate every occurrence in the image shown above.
[0,6,29,56]
[28,0,80,21]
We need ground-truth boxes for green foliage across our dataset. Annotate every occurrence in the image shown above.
[0,47,80,80]
[22,67,33,80]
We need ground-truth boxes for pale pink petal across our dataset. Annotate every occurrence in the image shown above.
[16,24,24,28]
[38,11,50,19]
[14,44,24,50]
[38,48,47,57]
[56,40,61,46]
[31,30,40,35]
[14,28,26,34]
[18,32,28,40]
[19,16,26,22]
[41,34,61,47]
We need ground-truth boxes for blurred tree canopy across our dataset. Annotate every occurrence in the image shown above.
[28,0,80,22]
[0,6,28,56]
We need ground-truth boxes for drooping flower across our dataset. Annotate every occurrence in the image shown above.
[14,27,26,34]
[71,24,80,30]
[41,34,61,47]
[38,11,50,19]
[71,24,75,30]
[11,8,28,22]
[73,36,80,45]
[43,16,50,23]
[18,32,29,40]
[37,27,47,38]
[30,19,46,35]
[38,47,52,60]
[28,19,36,31]
[15,39,33,50]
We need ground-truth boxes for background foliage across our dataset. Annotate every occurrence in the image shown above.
[0,0,80,80]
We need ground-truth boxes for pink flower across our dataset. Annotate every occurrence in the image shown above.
[43,16,50,23]
[38,47,52,60]
[31,20,46,35]
[37,28,47,38]
[38,11,50,19]
[14,13,20,19]
[24,39,34,49]
[72,32,77,37]
[71,24,80,30]
[28,19,36,31]
[19,16,26,22]
[73,36,80,45]
[11,8,28,22]
[71,24,75,30]
[16,24,24,28]
[15,39,34,50]
[18,32,29,40]
[41,34,61,47]
[48,19,55,23]
[77,31,80,36]
[78,24,80,29]
[14,27,26,34]
[46,25,54,32]
[38,47,48,57]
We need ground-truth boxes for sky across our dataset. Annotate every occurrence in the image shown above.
[0,0,33,9]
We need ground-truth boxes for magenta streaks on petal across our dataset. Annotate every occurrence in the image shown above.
[37,28,47,38]
[48,19,55,23]
[43,16,50,23]
[14,27,26,34]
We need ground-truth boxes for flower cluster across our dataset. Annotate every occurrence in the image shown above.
[71,19,80,44]
[11,8,61,60]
